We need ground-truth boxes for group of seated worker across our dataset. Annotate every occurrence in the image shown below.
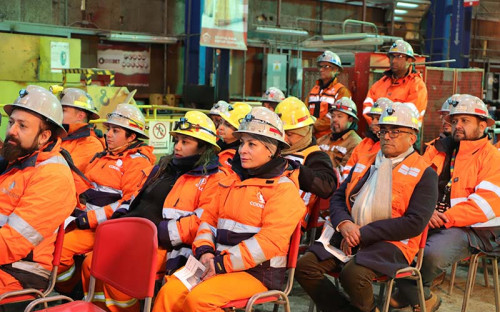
[1,85,499,312]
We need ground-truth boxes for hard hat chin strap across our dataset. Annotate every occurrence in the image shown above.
[107,140,134,154]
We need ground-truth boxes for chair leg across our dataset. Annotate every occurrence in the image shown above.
[309,228,317,246]
[415,272,427,312]
[378,283,386,306]
[461,253,481,312]
[382,279,394,312]
[482,257,489,288]
[449,261,458,295]
[492,257,499,312]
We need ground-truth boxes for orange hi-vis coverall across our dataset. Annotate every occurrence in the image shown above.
[57,143,155,286]
[495,140,500,151]
[61,123,105,173]
[317,129,361,176]
[153,159,306,312]
[362,67,427,125]
[306,78,352,139]
[217,140,240,171]
[284,144,337,229]
[423,136,500,228]
[81,159,228,312]
[0,139,76,293]
[342,135,380,181]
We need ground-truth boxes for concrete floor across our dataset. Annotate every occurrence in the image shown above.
[253,263,498,312]
[1,262,498,312]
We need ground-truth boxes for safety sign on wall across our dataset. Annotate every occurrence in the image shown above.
[51,41,70,73]
[148,121,173,154]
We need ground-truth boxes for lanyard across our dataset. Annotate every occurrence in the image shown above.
[441,148,457,204]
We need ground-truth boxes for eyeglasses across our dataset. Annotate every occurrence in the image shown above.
[173,117,216,136]
[388,54,407,60]
[107,112,145,130]
[317,64,334,70]
[377,129,414,138]
[239,114,283,136]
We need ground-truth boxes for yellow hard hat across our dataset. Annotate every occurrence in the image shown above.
[220,102,252,129]
[275,96,314,130]
[60,88,100,120]
[170,111,220,150]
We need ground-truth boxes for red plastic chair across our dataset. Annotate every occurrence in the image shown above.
[299,197,330,254]
[0,224,65,307]
[221,223,301,312]
[24,218,158,312]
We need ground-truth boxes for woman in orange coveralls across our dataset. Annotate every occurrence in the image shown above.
[152,106,306,312]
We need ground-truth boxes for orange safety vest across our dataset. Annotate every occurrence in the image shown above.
[306,78,351,138]
[81,144,156,228]
[424,136,500,228]
[345,152,430,263]
[0,139,76,278]
[61,123,105,173]
[317,129,362,175]
[342,137,380,181]
[362,68,427,125]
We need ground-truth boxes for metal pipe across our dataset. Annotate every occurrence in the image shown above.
[414,59,456,65]
[184,0,192,89]
[243,50,247,100]
[163,0,168,95]
[65,0,68,26]
[277,0,281,28]
[362,0,367,32]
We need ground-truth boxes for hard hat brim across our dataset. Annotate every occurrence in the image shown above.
[61,103,100,120]
[103,121,149,139]
[4,104,68,138]
[233,129,290,149]
[169,129,221,151]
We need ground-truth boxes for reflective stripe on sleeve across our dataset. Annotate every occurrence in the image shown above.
[7,213,43,246]
[95,209,108,224]
[217,218,261,234]
[162,208,194,220]
[0,213,7,227]
[167,219,182,246]
[469,193,496,220]
[475,181,500,198]
[227,245,245,271]
[245,237,267,265]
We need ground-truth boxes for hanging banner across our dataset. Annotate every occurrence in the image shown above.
[97,43,150,87]
[200,0,248,50]
[464,0,479,7]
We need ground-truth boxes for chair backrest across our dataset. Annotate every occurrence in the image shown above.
[90,218,158,299]
[415,225,429,270]
[52,224,65,267]
[287,223,302,269]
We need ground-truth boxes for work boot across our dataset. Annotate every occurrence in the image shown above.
[411,292,442,312]
[389,290,410,309]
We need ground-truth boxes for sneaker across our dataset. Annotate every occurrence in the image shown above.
[412,292,442,312]
[389,290,410,309]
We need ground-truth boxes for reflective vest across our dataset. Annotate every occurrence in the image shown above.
[424,136,500,228]
[284,145,321,228]
[0,139,76,283]
[61,123,105,173]
[193,167,305,290]
[362,68,427,125]
[345,152,429,263]
[306,78,351,138]
[342,137,380,181]
[81,144,156,228]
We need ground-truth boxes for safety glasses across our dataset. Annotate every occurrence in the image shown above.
[317,64,334,70]
[377,129,414,139]
[173,117,216,136]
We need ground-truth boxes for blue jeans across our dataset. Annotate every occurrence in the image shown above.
[397,227,473,305]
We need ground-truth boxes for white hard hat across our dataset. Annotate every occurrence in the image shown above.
[234,106,289,148]
[445,94,495,127]
[60,88,100,120]
[317,50,343,70]
[388,40,416,60]
[379,102,420,131]
[4,85,67,138]
[368,97,393,117]
[330,97,358,120]
[104,104,149,139]
[208,100,230,116]
[261,87,285,103]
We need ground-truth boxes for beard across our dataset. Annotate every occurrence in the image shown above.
[1,134,40,162]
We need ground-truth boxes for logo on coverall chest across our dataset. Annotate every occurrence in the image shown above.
[2,181,20,199]
[249,191,265,208]
[108,159,123,172]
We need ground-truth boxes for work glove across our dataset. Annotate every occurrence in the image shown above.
[75,212,91,230]
[111,208,128,219]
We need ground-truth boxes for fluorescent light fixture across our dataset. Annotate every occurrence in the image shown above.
[394,9,408,15]
[104,33,177,44]
[255,26,309,36]
[394,16,404,22]
[396,2,419,9]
